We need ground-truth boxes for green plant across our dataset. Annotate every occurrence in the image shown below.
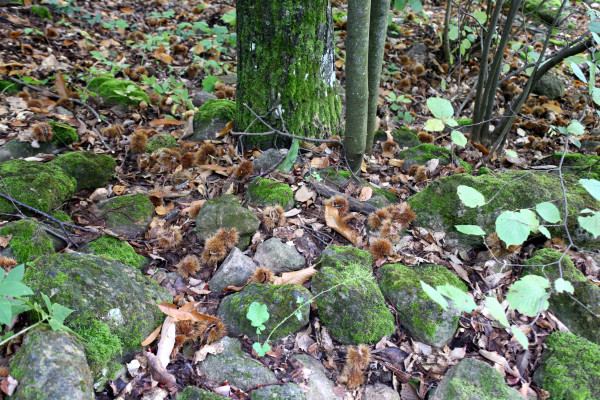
[0,264,74,346]
[385,92,414,124]
[424,97,467,148]
[221,10,236,26]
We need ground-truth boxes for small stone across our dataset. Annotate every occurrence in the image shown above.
[254,238,305,273]
[532,74,565,100]
[146,133,177,153]
[289,354,338,400]
[363,383,400,400]
[210,247,257,293]
[95,193,155,237]
[90,188,109,201]
[251,383,305,400]
[0,139,59,162]
[179,386,225,399]
[0,218,56,263]
[252,148,288,173]
[192,90,218,107]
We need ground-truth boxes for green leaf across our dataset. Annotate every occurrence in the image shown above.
[448,25,459,41]
[506,275,550,317]
[495,211,530,247]
[455,225,486,236]
[408,0,423,12]
[554,278,574,294]
[473,11,487,24]
[457,185,485,208]
[592,87,600,106]
[247,302,270,328]
[451,130,467,147]
[394,0,407,10]
[41,293,52,313]
[51,303,75,324]
[485,297,509,327]
[0,282,33,297]
[4,264,25,283]
[519,209,539,233]
[566,121,585,136]
[279,139,299,172]
[570,62,587,83]
[505,149,518,158]
[511,326,529,347]
[579,179,600,201]
[589,21,600,34]
[536,202,561,223]
[578,212,600,238]
[423,118,445,132]
[0,297,13,326]
[426,97,454,120]
[201,75,221,93]
[48,318,75,333]
[538,226,551,239]
[420,281,448,310]
[252,342,271,357]
[436,284,476,313]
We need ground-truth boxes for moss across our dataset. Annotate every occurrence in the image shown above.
[524,0,566,24]
[145,134,177,153]
[96,193,154,236]
[74,320,123,373]
[524,248,583,283]
[48,121,78,145]
[397,143,473,172]
[196,98,236,121]
[51,151,116,191]
[179,387,225,400]
[456,117,472,126]
[478,167,491,175]
[374,126,420,148]
[534,332,600,400]
[31,5,52,19]
[50,209,72,223]
[87,77,149,106]
[0,219,55,263]
[554,152,600,181]
[0,80,20,94]
[246,177,294,210]
[316,245,373,271]
[81,235,146,269]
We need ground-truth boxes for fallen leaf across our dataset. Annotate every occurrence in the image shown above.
[55,74,69,99]
[0,235,12,249]
[358,186,373,201]
[155,205,167,215]
[295,185,315,202]
[156,303,220,323]
[273,265,317,285]
[194,341,224,363]
[310,157,329,169]
[141,324,162,346]
[156,316,176,368]
[324,204,362,246]
[113,185,126,195]
[389,159,405,167]
[149,119,183,126]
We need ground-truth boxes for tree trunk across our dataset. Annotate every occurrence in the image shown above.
[236,0,343,149]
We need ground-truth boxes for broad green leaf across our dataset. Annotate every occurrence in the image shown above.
[420,281,448,310]
[424,118,445,132]
[0,297,12,326]
[48,318,75,333]
[566,121,585,136]
[437,285,476,313]
[279,139,299,172]
[51,303,75,324]
[570,62,587,83]
[485,297,509,327]
[4,264,25,283]
[448,25,459,41]
[578,212,600,238]
[495,211,530,247]
[41,293,52,314]
[426,97,454,120]
[506,275,550,317]
[247,302,269,328]
[0,282,33,297]
[592,87,600,106]
[589,21,600,34]
[473,10,487,24]
[554,278,574,294]
[579,179,600,201]
[519,209,540,233]
[511,326,529,347]
[451,130,467,147]
[505,149,518,158]
[455,225,486,236]
[457,185,485,208]
[252,342,271,357]
[408,0,423,12]
[538,226,551,239]
[536,202,561,223]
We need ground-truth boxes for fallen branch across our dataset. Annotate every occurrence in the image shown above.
[311,179,377,215]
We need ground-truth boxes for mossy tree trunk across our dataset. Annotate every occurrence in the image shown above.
[236,0,343,149]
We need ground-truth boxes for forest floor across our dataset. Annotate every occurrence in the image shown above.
[0,0,598,399]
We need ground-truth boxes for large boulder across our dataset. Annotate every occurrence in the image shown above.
[0,218,57,263]
[430,358,523,400]
[0,159,76,214]
[218,283,311,341]
[379,263,466,347]
[524,0,568,25]
[195,195,260,250]
[251,383,305,400]
[9,326,94,400]
[533,332,600,400]
[311,246,395,344]
[179,387,225,399]
[80,234,146,269]
[397,143,472,172]
[253,238,305,273]
[407,171,599,250]
[51,151,115,191]
[95,193,155,237]
[23,253,171,374]
[0,139,59,162]
[374,126,420,149]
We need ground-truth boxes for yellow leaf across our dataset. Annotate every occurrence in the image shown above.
[358,187,373,201]
[141,324,161,346]
[156,302,220,323]
[155,205,167,215]
[324,204,362,246]
[273,265,317,285]
[113,185,126,195]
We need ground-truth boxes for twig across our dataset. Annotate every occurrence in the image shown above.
[311,179,377,215]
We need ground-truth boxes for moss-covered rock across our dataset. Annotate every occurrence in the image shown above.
[379,263,466,347]
[0,139,59,162]
[195,194,260,250]
[95,193,155,237]
[48,121,79,145]
[251,383,305,400]
[145,133,177,153]
[88,77,150,106]
[407,171,600,250]
[553,152,600,181]
[374,126,420,148]
[0,160,76,214]
[23,253,171,375]
[51,151,116,191]
[524,0,567,25]
[179,387,225,400]
[430,358,523,400]
[397,143,472,172]
[218,283,311,341]
[524,249,600,344]
[316,245,373,270]
[532,74,565,99]
[311,246,395,344]
[31,5,52,19]
[0,218,56,263]
[533,332,600,400]
[9,326,94,400]
[80,235,146,269]
[246,177,295,211]
[197,337,277,391]
[0,80,20,94]
[191,99,236,142]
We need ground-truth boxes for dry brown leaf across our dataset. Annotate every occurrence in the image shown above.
[543,102,562,114]
[310,157,329,169]
[217,120,233,137]
[324,204,362,246]
[55,74,68,99]
[0,235,12,249]
[155,205,167,216]
[141,324,162,346]
[156,316,176,368]
[358,186,373,201]
[197,164,234,176]
[156,303,220,323]
[149,119,183,126]
[389,159,405,167]
[273,265,317,285]
[295,185,315,202]
[113,185,126,195]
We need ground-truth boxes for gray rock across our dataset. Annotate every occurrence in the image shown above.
[430,358,523,400]
[195,195,260,250]
[374,127,421,149]
[290,354,339,400]
[23,253,171,372]
[197,337,277,391]
[379,264,465,347]
[51,151,116,191]
[192,90,218,107]
[218,283,311,340]
[191,117,229,142]
[0,139,59,162]
[254,238,305,273]
[0,218,57,263]
[405,43,428,66]
[210,247,258,293]
[532,74,565,99]
[253,148,287,173]
[179,386,225,399]
[95,193,155,237]
[363,383,400,400]
[9,326,94,400]
[251,383,305,400]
